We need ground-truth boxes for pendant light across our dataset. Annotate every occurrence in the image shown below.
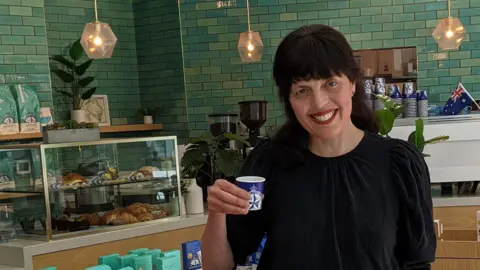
[80,0,118,59]
[237,0,263,63]
[432,0,465,51]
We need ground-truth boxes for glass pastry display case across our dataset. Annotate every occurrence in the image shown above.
[0,136,182,240]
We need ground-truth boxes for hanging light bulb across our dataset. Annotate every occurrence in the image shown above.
[237,0,263,63]
[80,0,118,59]
[432,0,465,51]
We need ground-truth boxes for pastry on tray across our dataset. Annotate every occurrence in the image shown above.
[137,166,159,177]
[151,209,169,219]
[82,213,103,226]
[102,208,139,226]
[62,172,87,185]
[54,215,90,232]
[136,212,154,222]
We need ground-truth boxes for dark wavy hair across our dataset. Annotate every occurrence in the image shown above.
[270,24,378,166]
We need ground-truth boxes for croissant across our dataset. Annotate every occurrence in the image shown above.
[102,209,139,225]
[136,212,153,222]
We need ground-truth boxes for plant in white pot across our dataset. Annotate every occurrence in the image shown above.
[138,106,161,124]
[50,39,97,122]
[180,163,205,215]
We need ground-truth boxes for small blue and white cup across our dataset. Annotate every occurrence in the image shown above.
[236,176,266,211]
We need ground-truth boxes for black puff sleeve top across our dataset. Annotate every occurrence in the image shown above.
[226,132,436,270]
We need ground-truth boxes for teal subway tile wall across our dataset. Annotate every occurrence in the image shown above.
[44,0,142,123]
[1,0,188,141]
[179,0,480,137]
[0,0,52,108]
[133,0,188,140]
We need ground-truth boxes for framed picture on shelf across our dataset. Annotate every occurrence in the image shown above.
[82,95,111,126]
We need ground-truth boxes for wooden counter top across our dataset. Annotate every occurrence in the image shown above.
[0,124,163,142]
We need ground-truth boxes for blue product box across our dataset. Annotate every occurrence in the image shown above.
[181,240,202,270]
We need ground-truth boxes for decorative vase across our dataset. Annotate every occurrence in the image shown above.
[71,109,86,122]
[143,115,153,124]
[180,196,187,216]
[184,178,204,215]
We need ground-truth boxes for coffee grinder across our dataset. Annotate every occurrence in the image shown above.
[208,113,238,137]
[238,101,268,155]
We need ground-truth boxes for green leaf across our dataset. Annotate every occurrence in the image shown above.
[222,133,251,147]
[55,90,73,98]
[69,39,84,61]
[51,68,74,83]
[414,118,425,152]
[181,147,206,168]
[375,109,395,136]
[78,76,94,87]
[81,87,97,100]
[424,135,450,145]
[422,153,431,158]
[188,132,215,145]
[375,94,404,118]
[391,103,404,118]
[50,55,74,68]
[75,59,93,76]
[215,149,243,177]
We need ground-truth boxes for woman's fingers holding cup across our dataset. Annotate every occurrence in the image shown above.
[207,194,247,215]
[216,179,251,202]
[207,179,250,214]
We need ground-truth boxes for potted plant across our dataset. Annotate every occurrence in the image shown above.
[181,132,250,183]
[138,106,161,124]
[43,120,99,144]
[375,95,449,156]
[50,39,97,122]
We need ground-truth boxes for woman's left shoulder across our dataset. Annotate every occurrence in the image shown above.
[365,133,424,163]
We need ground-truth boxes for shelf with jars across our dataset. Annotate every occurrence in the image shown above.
[0,136,184,241]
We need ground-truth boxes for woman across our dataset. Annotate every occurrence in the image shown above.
[201,24,436,270]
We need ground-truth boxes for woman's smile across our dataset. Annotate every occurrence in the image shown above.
[310,109,338,125]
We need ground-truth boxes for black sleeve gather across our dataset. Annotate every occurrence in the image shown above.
[390,140,436,269]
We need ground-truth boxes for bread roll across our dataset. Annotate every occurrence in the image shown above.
[62,172,87,185]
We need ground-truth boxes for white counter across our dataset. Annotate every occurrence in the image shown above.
[0,266,24,270]
[0,213,208,270]
[433,196,480,207]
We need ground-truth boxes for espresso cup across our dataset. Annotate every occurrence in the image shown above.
[236,176,266,211]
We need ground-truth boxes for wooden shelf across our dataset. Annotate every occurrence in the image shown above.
[0,124,163,142]
[100,124,163,133]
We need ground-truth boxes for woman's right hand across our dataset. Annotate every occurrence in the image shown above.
[207,179,251,215]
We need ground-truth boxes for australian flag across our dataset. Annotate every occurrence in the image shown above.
[442,83,474,115]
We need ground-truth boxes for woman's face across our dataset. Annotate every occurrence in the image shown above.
[289,75,355,140]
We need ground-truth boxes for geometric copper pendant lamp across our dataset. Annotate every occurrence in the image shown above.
[432,0,465,51]
[237,0,264,63]
[80,0,118,59]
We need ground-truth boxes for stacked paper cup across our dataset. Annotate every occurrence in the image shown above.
[389,84,403,118]
[417,90,428,117]
[402,82,417,118]
[374,77,386,111]
[363,79,374,111]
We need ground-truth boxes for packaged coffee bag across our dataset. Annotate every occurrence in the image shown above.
[13,85,40,133]
[0,85,19,134]
[0,152,15,190]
